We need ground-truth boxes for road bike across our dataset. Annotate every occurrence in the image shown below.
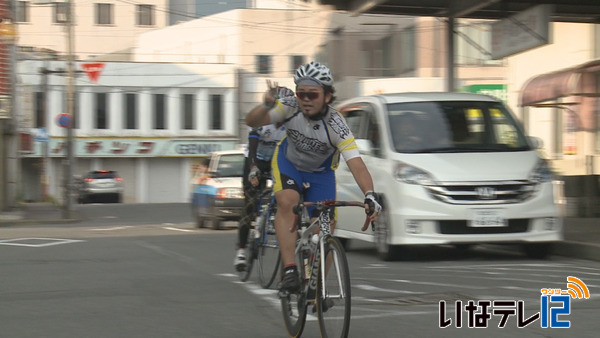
[280,200,371,338]
[238,186,281,288]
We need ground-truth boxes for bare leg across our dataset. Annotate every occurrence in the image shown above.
[275,189,301,267]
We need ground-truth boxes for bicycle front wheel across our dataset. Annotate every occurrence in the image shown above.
[280,257,308,338]
[257,219,280,288]
[317,236,351,338]
[238,232,257,282]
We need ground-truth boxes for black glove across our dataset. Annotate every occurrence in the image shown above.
[364,191,382,216]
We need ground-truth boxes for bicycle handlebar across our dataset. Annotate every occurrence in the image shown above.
[292,200,374,232]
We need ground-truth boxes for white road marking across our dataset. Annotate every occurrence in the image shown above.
[0,237,85,247]
[162,227,194,232]
[89,226,132,231]
[220,273,437,321]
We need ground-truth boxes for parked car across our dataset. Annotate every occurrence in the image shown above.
[334,92,566,260]
[191,150,245,229]
[78,170,124,203]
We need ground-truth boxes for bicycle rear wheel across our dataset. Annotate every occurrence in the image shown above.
[317,236,351,338]
[258,205,280,288]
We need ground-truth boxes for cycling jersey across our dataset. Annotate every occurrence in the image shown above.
[247,124,287,162]
[269,96,360,173]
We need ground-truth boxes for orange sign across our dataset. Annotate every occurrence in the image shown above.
[81,62,105,83]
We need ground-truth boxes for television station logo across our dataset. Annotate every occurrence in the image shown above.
[439,276,590,329]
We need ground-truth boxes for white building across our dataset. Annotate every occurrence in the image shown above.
[18,59,239,203]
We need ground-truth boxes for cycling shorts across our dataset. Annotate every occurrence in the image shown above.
[272,138,336,219]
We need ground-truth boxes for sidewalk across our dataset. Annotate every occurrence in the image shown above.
[0,203,81,226]
[1,203,598,261]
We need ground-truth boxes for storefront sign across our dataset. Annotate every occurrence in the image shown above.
[23,138,238,158]
[461,84,508,102]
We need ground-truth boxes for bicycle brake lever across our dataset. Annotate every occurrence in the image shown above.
[361,218,371,232]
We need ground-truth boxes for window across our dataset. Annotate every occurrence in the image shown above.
[291,55,305,74]
[73,92,80,129]
[256,55,272,75]
[34,92,44,128]
[54,2,68,24]
[95,93,107,129]
[66,91,80,129]
[16,1,29,23]
[124,93,137,129]
[95,3,113,25]
[456,21,500,66]
[182,94,194,130]
[154,94,166,129]
[210,94,223,130]
[136,5,155,26]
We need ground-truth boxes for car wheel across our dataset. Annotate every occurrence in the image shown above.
[375,198,401,261]
[115,194,122,203]
[523,243,552,259]
[196,213,205,228]
[212,215,222,230]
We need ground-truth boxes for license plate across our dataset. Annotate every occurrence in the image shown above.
[470,209,506,227]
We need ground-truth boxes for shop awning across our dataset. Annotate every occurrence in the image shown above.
[519,59,600,107]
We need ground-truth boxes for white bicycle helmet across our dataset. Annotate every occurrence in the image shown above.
[294,61,333,87]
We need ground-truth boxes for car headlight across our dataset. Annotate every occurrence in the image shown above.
[217,188,244,199]
[393,161,436,185]
[529,159,554,183]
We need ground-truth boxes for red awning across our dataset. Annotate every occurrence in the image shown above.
[519,68,580,106]
[519,59,600,107]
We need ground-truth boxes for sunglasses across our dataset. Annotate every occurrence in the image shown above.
[296,91,320,100]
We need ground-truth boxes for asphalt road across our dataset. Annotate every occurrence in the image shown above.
[1,204,599,337]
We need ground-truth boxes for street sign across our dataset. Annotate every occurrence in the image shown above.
[56,113,73,128]
[81,62,105,83]
[33,127,50,142]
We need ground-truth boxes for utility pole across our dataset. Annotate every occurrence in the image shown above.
[63,0,75,218]
[40,64,49,201]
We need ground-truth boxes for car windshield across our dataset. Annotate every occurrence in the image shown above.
[88,171,117,179]
[215,154,245,177]
[386,101,531,153]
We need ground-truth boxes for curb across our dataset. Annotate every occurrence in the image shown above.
[0,218,82,227]
[552,241,600,262]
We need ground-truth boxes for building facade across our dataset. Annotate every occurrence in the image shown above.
[1,0,17,211]
[15,0,170,60]
[18,60,239,203]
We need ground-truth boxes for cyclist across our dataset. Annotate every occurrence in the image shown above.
[234,87,294,271]
[246,61,382,293]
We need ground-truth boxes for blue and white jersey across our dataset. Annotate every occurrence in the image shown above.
[247,124,287,162]
[268,96,360,173]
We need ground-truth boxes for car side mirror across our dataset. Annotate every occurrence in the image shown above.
[355,139,373,156]
[528,136,544,149]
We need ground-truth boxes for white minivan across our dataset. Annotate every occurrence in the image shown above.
[334,92,565,260]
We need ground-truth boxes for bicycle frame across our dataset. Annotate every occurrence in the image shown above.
[294,201,367,300]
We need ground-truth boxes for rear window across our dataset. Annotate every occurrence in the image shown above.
[88,171,118,179]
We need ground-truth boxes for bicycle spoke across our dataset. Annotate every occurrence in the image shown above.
[317,236,351,338]
[258,232,280,288]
